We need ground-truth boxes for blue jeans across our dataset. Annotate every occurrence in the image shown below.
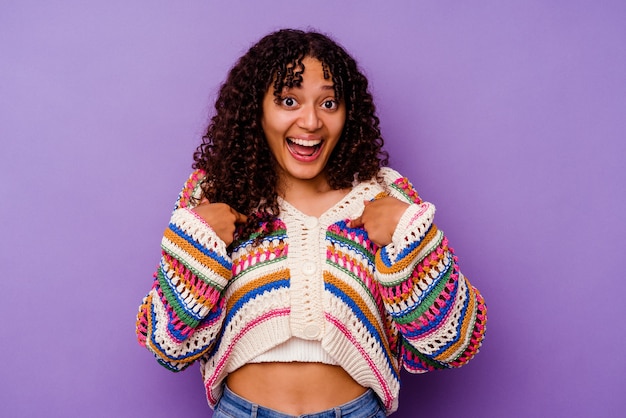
[213,385,386,418]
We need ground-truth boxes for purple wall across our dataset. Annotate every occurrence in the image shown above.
[2,1,625,417]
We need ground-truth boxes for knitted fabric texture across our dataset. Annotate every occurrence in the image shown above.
[136,167,487,415]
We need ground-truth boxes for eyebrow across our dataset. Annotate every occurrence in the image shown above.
[288,84,335,92]
[279,84,336,95]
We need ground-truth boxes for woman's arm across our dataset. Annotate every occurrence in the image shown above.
[136,170,232,371]
[374,170,487,372]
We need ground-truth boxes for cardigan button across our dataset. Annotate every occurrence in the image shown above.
[304,216,319,229]
[302,261,316,275]
[303,324,321,339]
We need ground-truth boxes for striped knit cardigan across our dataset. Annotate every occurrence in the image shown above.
[136,167,487,415]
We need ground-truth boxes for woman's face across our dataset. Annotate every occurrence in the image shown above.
[261,56,346,189]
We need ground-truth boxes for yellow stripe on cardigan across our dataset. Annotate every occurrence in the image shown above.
[323,271,396,371]
[375,225,441,277]
[145,292,210,365]
[163,227,232,280]
[434,279,477,363]
[226,269,290,312]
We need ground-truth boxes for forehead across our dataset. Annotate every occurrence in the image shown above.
[271,56,336,93]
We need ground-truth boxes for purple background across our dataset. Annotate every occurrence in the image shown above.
[2,1,625,417]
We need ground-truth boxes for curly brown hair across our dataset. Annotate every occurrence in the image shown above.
[193,28,388,242]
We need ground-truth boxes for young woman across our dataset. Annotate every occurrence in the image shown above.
[136,29,487,417]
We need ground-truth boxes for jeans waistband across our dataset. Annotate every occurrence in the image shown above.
[214,385,385,418]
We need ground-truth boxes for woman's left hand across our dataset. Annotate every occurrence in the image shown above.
[349,197,410,247]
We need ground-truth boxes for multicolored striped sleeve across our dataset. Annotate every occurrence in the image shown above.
[375,169,487,373]
[136,170,232,371]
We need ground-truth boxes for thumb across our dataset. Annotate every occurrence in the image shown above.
[350,200,372,228]
[232,209,248,224]
[349,215,364,228]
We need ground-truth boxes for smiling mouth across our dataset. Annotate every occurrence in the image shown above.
[286,137,323,157]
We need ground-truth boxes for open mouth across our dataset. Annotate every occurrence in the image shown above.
[286,137,323,158]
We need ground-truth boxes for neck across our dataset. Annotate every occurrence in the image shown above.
[277,173,350,218]
[277,172,332,201]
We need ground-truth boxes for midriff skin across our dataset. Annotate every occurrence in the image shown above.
[226,362,367,415]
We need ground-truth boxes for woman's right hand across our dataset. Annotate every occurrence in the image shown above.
[192,199,248,246]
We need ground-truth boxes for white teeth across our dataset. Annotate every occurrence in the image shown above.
[288,137,322,146]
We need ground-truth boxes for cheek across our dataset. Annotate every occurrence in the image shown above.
[261,120,278,141]
[333,109,347,132]
[262,121,286,153]
[263,112,292,136]
[330,116,346,138]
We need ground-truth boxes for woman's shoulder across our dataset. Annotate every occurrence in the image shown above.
[375,167,422,205]
[377,166,404,183]
[174,169,207,210]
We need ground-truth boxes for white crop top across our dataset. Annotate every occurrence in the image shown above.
[249,338,338,365]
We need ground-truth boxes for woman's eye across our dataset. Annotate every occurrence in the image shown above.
[280,97,298,108]
[322,100,338,110]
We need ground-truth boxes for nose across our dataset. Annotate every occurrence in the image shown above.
[297,105,322,131]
